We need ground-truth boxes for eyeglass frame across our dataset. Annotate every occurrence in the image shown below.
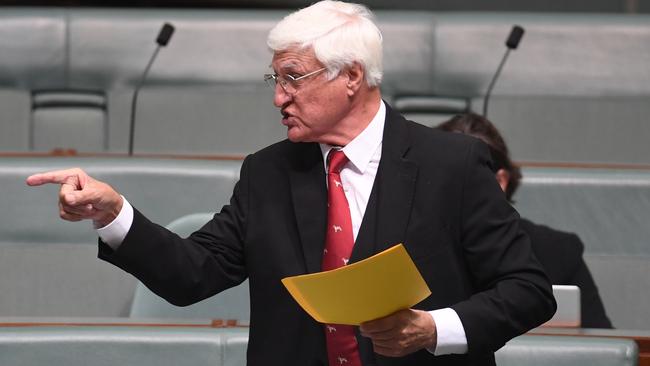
[263,67,327,95]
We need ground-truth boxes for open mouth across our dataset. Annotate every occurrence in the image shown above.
[281,110,293,125]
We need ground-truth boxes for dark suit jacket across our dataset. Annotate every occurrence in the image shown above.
[99,105,555,366]
[519,218,612,328]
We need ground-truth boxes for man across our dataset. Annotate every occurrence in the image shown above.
[437,113,612,328]
[27,1,555,365]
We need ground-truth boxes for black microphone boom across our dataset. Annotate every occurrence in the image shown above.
[128,23,176,156]
[482,25,524,118]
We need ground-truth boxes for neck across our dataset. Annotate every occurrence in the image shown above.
[321,88,382,147]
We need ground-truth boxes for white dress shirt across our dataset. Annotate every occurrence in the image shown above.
[97,100,467,355]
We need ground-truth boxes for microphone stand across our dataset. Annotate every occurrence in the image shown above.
[482,49,511,118]
[128,46,161,156]
[482,25,524,118]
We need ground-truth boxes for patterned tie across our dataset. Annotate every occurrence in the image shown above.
[322,149,362,366]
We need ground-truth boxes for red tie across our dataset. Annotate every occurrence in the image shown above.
[322,149,362,366]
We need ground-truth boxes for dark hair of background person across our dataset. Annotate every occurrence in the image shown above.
[437,112,521,202]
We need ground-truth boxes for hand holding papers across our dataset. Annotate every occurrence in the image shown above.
[281,244,431,325]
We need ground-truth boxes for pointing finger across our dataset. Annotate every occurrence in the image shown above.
[26,168,84,187]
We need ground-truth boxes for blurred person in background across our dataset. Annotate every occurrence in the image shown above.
[437,112,612,329]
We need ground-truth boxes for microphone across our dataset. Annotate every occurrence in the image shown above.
[128,23,176,156]
[482,25,525,118]
[156,23,175,46]
[506,25,524,49]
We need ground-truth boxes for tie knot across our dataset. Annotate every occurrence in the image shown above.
[328,149,348,174]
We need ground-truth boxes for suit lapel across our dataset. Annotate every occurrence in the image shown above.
[350,104,419,262]
[289,143,328,274]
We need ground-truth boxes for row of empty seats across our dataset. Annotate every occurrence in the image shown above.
[1,8,649,163]
[0,157,240,318]
[0,326,638,366]
[1,156,650,331]
[1,6,648,365]
[0,326,249,366]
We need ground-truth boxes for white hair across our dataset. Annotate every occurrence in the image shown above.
[267,0,383,87]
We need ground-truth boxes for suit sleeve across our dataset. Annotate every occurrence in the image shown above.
[451,140,556,354]
[97,155,252,306]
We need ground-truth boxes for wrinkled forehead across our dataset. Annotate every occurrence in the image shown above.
[271,46,322,71]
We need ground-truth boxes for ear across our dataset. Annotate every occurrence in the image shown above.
[343,62,365,97]
[495,168,510,193]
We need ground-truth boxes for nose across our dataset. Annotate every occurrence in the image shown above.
[273,83,292,108]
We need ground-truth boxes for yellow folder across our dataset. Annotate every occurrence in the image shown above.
[281,244,431,325]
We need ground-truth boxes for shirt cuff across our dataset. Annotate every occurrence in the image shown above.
[426,307,468,355]
[96,196,133,250]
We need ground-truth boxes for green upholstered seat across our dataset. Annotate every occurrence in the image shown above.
[1,9,650,163]
[0,157,241,318]
[0,326,248,366]
[515,167,650,330]
[495,335,638,366]
[0,328,637,366]
[31,91,108,152]
[130,212,250,324]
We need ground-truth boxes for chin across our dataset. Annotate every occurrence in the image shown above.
[286,128,311,143]
[286,132,305,143]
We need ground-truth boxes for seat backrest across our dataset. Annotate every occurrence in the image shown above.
[0,157,241,318]
[67,9,286,156]
[495,335,638,366]
[0,326,248,366]
[516,167,650,257]
[31,91,108,152]
[2,9,650,162]
[515,166,650,330]
[584,254,650,331]
[0,8,67,151]
[402,13,650,164]
[0,157,241,246]
[129,212,250,324]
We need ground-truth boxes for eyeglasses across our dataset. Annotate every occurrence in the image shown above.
[263,67,327,95]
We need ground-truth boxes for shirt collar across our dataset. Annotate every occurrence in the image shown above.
[320,100,385,174]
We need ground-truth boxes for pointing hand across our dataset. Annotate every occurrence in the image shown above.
[26,168,123,228]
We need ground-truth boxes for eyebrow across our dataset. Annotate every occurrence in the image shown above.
[273,62,300,73]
